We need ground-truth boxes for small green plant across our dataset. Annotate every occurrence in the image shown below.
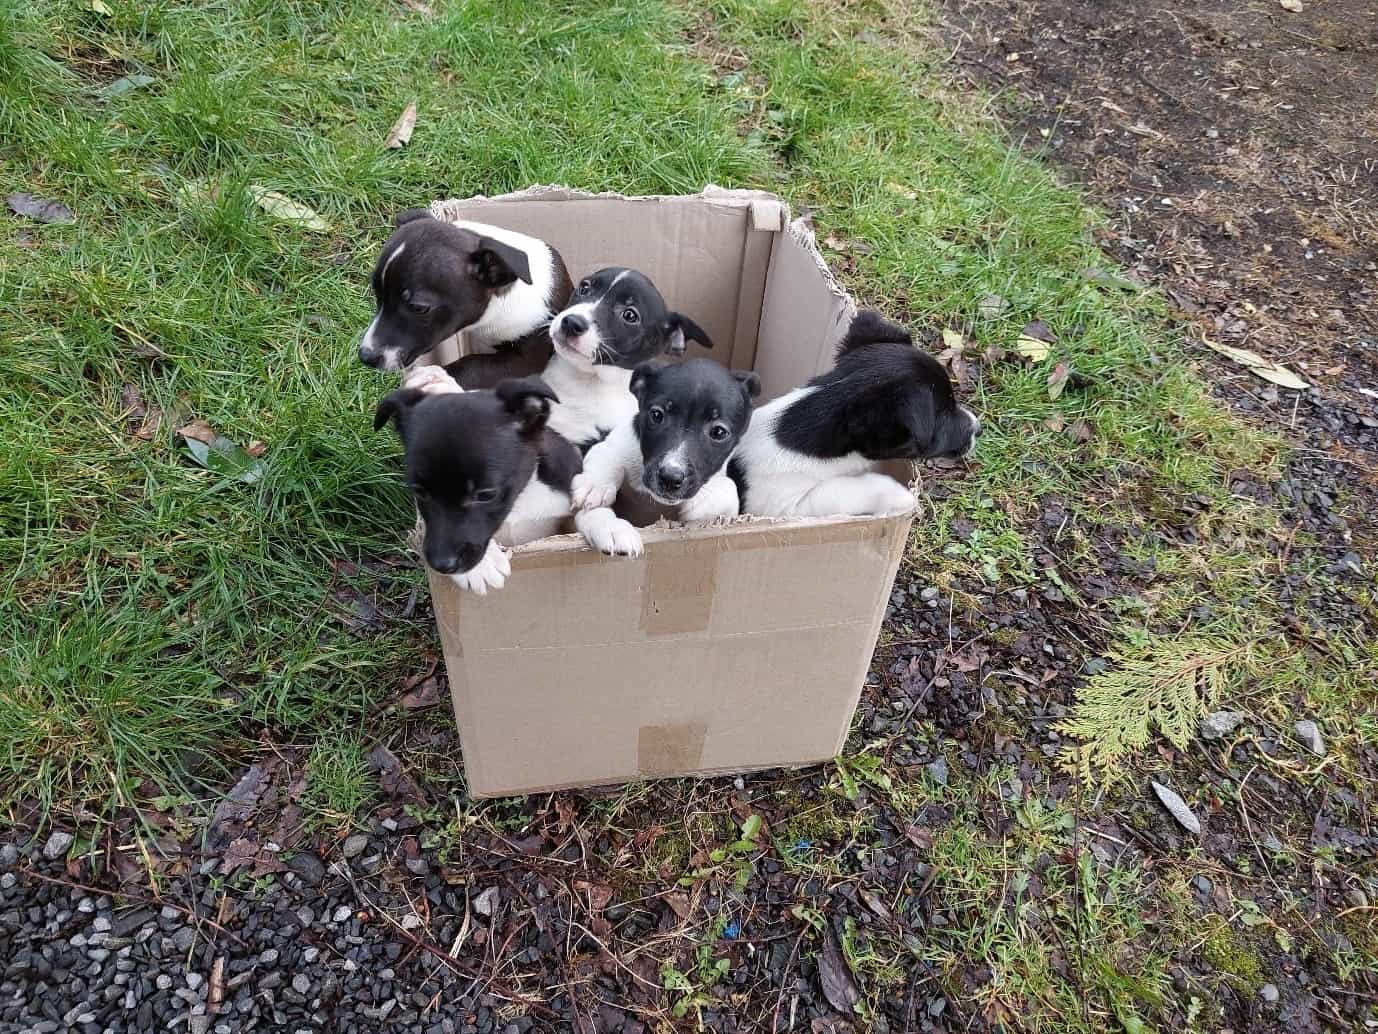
[1057,631,1254,779]
[680,813,763,889]
[301,735,373,829]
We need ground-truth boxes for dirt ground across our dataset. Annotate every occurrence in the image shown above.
[940,0,1378,543]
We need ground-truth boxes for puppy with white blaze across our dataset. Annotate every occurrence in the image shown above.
[572,359,761,557]
[541,267,714,452]
[358,209,572,388]
[374,370,616,594]
[729,310,981,518]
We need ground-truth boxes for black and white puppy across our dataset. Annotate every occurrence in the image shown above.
[541,267,714,451]
[729,311,981,518]
[359,209,572,388]
[571,359,760,555]
[374,371,583,594]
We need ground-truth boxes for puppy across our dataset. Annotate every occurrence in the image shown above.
[571,360,760,556]
[358,209,572,387]
[374,374,583,594]
[729,311,981,518]
[541,267,714,451]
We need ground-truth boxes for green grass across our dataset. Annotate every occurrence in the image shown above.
[3,0,1374,1029]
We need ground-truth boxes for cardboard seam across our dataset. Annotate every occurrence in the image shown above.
[459,617,874,656]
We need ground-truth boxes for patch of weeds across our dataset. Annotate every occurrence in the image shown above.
[680,814,763,889]
[299,736,372,830]
[662,915,735,1023]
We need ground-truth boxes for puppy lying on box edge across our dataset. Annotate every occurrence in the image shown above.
[358,209,571,389]
[729,310,981,517]
[375,367,637,594]
[571,359,761,557]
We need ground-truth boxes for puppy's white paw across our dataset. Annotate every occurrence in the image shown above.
[449,541,511,595]
[404,365,462,395]
[678,478,739,523]
[872,480,916,516]
[575,508,644,557]
[570,472,619,512]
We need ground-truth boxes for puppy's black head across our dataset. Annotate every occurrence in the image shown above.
[373,376,556,574]
[630,359,760,505]
[548,267,712,371]
[358,209,534,371]
[782,310,981,462]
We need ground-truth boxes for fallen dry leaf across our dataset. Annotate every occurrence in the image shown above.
[665,891,692,920]
[1044,414,1067,432]
[1279,0,1303,10]
[1201,336,1308,391]
[885,180,918,200]
[1021,319,1057,343]
[245,440,267,458]
[1015,335,1051,362]
[177,419,217,445]
[859,888,892,921]
[385,102,417,149]
[819,930,861,1015]
[87,0,113,14]
[573,879,614,912]
[8,192,75,224]
[399,676,443,710]
[1047,361,1072,401]
[941,328,964,353]
[249,186,330,233]
[978,293,1008,319]
[1066,418,1094,443]
[903,824,933,849]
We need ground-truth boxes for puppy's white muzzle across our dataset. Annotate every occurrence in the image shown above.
[358,312,404,371]
[960,406,982,458]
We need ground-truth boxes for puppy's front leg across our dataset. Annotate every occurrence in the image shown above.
[795,473,915,518]
[449,540,512,595]
[570,422,637,511]
[574,507,644,558]
[678,472,740,523]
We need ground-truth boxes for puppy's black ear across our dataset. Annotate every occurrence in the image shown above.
[732,370,762,399]
[469,236,533,288]
[663,313,714,356]
[836,309,911,355]
[629,360,663,403]
[496,376,558,436]
[394,208,432,227]
[373,387,427,432]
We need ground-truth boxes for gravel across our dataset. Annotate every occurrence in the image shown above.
[41,831,74,861]
[1199,710,1243,740]
[1294,719,1326,757]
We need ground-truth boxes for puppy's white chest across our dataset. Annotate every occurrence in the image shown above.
[542,361,637,446]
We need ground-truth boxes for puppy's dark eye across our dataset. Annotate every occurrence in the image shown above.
[473,487,499,504]
[578,281,591,295]
[409,483,430,500]
[647,406,665,425]
[708,423,730,442]
[406,299,431,315]
[622,308,640,324]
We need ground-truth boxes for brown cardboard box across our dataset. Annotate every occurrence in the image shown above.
[422,186,917,797]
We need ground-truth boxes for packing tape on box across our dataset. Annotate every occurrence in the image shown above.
[639,545,719,635]
[637,722,707,776]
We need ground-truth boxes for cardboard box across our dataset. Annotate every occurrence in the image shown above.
[422,186,917,797]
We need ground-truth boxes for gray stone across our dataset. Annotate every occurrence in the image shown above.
[0,843,18,869]
[292,973,311,995]
[342,835,370,860]
[1199,711,1243,741]
[473,887,500,917]
[42,831,74,861]
[186,972,204,991]
[1261,983,1279,1003]
[1294,720,1325,757]
[0,873,16,891]
[92,916,111,933]
[259,949,280,966]
[157,974,173,990]
[925,757,949,787]
[190,1017,211,1034]
[172,927,196,954]
[332,905,353,923]
[1151,781,1202,836]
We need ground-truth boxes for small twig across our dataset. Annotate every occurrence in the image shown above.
[771,927,808,1034]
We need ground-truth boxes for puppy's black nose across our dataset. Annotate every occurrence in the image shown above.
[358,345,382,368]
[657,467,686,493]
[561,313,589,336]
[428,551,460,574]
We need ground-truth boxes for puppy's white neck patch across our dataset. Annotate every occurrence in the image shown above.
[541,355,638,446]
[452,219,560,351]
